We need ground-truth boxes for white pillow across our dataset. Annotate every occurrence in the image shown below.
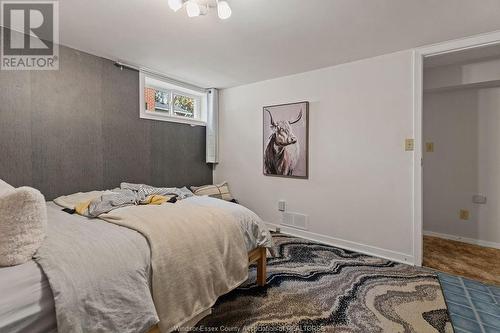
[0,187,47,267]
[0,179,14,197]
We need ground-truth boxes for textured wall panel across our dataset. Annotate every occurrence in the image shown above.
[0,71,32,187]
[151,121,212,188]
[101,61,152,190]
[30,47,104,199]
[0,44,212,200]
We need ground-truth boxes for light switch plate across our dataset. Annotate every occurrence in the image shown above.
[459,209,470,220]
[405,139,415,151]
[426,142,434,152]
[472,195,487,204]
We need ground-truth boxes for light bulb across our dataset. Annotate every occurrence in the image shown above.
[185,1,200,17]
[168,0,183,12]
[217,0,231,19]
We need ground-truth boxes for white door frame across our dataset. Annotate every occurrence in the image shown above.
[412,30,500,266]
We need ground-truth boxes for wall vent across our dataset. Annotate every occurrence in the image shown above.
[281,212,308,230]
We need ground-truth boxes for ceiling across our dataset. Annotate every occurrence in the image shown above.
[58,0,500,88]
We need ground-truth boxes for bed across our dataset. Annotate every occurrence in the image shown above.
[0,191,272,333]
[0,246,268,333]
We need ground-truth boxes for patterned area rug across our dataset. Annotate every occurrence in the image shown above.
[197,233,453,333]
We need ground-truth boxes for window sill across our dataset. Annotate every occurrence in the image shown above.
[141,111,206,127]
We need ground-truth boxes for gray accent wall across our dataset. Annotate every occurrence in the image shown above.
[0,44,212,200]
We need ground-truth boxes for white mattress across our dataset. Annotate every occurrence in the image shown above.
[0,260,57,333]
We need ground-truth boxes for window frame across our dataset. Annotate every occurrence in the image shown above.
[171,89,200,119]
[152,87,172,112]
[140,72,207,126]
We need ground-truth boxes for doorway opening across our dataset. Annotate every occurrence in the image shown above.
[420,44,500,286]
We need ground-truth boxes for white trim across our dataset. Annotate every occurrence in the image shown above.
[140,68,207,93]
[415,30,500,58]
[412,29,500,267]
[143,111,207,126]
[423,230,500,250]
[412,50,424,268]
[266,222,414,265]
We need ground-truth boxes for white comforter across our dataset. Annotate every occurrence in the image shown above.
[184,196,273,251]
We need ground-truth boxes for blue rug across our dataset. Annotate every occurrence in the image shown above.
[438,272,500,333]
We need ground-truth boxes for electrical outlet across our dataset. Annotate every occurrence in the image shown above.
[459,209,470,220]
[405,139,415,151]
[425,142,434,152]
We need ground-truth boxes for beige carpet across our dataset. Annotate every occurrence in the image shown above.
[423,235,500,286]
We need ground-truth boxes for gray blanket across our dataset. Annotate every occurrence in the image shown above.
[34,203,158,333]
[84,183,193,217]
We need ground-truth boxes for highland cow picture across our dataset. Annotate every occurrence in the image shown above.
[263,101,309,178]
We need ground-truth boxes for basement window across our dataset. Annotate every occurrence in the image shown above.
[140,72,207,126]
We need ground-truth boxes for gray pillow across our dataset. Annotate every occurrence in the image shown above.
[0,187,47,267]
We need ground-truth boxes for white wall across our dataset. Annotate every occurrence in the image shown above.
[423,90,480,238]
[215,51,416,263]
[423,87,500,247]
[424,59,500,91]
[477,88,500,245]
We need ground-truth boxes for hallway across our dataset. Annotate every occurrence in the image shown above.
[423,235,500,286]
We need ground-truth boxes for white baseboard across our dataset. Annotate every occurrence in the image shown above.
[266,222,414,265]
[423,230,500,250]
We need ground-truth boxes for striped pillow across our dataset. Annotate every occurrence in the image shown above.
[190,182,234,201]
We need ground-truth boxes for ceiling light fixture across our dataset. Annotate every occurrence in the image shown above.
[167,0,231,20]
[216,0,231,20]
[185,0,201,17]
[168,0,183,12]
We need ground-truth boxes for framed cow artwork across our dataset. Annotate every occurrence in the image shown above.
[263,101,309,179]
